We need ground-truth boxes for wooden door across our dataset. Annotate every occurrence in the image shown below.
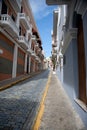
[77,15,86,104]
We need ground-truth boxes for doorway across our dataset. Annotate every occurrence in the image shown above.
[77,14,86,104]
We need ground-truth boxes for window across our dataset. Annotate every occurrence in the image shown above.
[19,26,21,35]
[77,14,86,104]
[1,1,7,14]
[11,15,15,22]
[21,6,23,13]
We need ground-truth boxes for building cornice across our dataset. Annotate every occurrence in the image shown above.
[62,28,77,54]
[46,0,71,5]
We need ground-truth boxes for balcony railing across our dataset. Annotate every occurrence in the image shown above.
[35,43,39,48]
[35,56,41,63]
[31,51,36,57]
[52,42,57,47]
[52,38,58,47]
[0,14,19,37]
[18,36,28,49]
[32,35,36,40]
[27,47,32,54]
[19,13,30,29]
[35,56,40,62]
[31,35,37,43]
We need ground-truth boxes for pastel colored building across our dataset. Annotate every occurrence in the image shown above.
[0,0,44,81]
[47,0,87,127]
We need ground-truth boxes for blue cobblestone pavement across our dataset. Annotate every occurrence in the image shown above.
[0,70,50,130]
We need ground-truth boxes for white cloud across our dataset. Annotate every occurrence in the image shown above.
[29,0,52,19]
[29,0,46,13]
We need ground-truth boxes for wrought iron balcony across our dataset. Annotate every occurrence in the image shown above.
[0,14,19,37]
[18,36,28,49]
[19,13,30,29]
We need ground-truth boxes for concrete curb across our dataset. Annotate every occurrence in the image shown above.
[0,71,43,91]
[0,75,30,91]
[32,72,51,130]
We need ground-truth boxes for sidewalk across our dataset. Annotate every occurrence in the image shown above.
[39,71,86,130]
[0,71,42,91]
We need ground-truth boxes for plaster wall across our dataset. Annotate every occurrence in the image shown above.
[63,39,87,127]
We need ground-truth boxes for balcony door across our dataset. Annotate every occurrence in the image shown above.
[1,1,7,14]
[77,14,86,104]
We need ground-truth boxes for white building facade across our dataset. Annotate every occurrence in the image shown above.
[0,0,44,81]
[49,0,87,127]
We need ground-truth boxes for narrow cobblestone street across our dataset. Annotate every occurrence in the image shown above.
[0,0,87,130]
[0,70,49,130]
[0,69,87,130]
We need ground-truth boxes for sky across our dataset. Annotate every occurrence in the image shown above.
[29,0,57,58]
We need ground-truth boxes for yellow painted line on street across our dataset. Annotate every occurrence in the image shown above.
[32,72,51,130]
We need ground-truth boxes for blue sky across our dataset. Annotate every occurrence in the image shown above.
[29,0,57,58]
